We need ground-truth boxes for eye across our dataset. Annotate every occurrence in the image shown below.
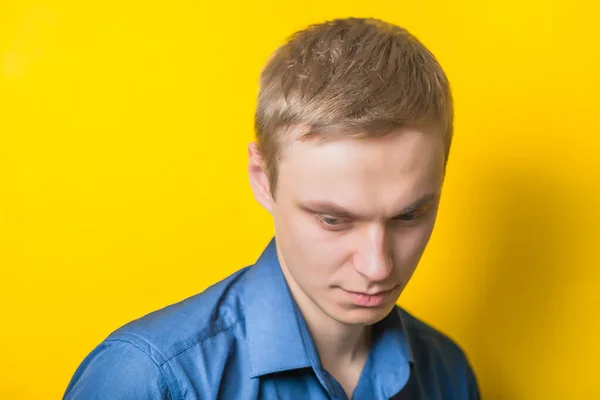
[317,215,346,227]
[397,212,420,222]
[394,204,432,223]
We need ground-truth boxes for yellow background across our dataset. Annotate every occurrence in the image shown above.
[1,1,599,398]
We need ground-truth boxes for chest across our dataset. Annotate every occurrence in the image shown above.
[174,365,433,400]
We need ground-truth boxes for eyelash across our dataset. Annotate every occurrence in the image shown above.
[317,215,347,227]
[394,210,421,222]
[316,208,428,228]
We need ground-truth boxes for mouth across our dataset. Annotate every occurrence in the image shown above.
[343,285,398,307]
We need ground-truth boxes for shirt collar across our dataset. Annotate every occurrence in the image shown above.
[366,306,415,397]
[242,238,312,377]
[242,237,415,384]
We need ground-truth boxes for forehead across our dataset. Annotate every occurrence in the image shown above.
[276,127,445,214]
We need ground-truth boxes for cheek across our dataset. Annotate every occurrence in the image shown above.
[277,202,342,247]
[274,206,345,280]
[392,223,436,270]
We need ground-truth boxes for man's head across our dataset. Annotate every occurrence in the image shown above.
[249,18,452,327]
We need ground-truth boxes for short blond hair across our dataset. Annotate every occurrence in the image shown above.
[255,17,453,195]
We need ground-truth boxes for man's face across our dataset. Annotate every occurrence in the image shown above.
[254,127,445,326]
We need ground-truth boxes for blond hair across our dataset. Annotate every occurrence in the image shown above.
[255,17,453,195]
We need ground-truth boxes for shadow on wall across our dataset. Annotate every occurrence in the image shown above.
[464,164,586,400]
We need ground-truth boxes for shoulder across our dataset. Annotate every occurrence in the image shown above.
[106,266,250,364]
[64,338,172,399]
[399,307,468,362]
[398,307,480,398]
[65,267,251,399]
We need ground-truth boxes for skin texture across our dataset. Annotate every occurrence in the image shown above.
[248,126,446,395]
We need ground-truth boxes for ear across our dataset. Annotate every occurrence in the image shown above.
[248,142,274,213]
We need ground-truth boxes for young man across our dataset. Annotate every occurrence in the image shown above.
[65,17,479,399]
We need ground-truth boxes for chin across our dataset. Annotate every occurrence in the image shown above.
[332,302,397,326]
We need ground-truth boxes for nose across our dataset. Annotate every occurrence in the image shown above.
[352,224,393,282]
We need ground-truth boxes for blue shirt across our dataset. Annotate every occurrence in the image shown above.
[64,239,480,399]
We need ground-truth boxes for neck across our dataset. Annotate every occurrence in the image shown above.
[278,259,371,370]
[303,306,371,371]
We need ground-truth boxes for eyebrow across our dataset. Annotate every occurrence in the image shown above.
[299,193,439,220]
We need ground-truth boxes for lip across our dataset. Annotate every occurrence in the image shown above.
[344,286,397,307]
